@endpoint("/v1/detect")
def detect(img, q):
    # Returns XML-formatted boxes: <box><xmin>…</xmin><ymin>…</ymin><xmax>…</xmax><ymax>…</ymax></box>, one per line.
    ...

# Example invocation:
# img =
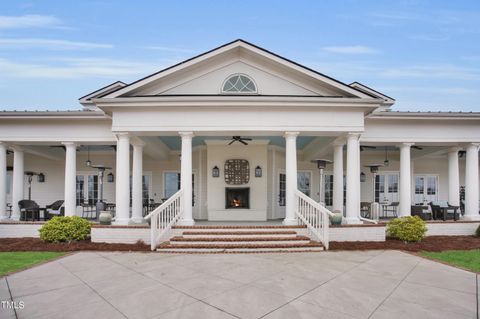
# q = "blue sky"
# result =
<box><xmin>0</xmin><ymin>0</ymin><xmax>479</xmax><ymax>111</ymax></box>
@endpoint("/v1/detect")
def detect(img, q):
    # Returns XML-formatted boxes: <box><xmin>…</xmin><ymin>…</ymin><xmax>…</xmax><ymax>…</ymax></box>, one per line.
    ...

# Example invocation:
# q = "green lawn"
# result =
<box><xmin>421</xmin><ymin>250</ymin><xmax>480</xmax><ymax>272</ymax></box>
<box><xmin>0</xmin><ymin>252</ymin><xmax>66</xmax><ymax>276</ymax></box>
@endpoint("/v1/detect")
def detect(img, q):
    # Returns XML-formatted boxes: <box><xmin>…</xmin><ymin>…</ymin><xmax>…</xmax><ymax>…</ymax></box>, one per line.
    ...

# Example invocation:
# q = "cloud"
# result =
<box><xmin>379</xmin><ymin>65</ymin><xmax>480</xmax><ymax>81</ymax></box>
<box><xmin>0</xmin><ymin>14</ymin><xmax>61</xmax><ymax>29</ymax></box>
<box><xmin>141</xmin><ymin>46</ymin><xmax>194</xmax><ymax>53</ymax></box>
<box><xmin>0</xmin><ymin>38</ymin><xmax>113</xmax><ymax>50</ymax></box>
<box><xmin>0</xmin><ymin>57</ymin><xmax>160</xmax><ymax>79</ymax></box>
<box><xmin>377</xmin><ymin>86</ymin><xmax>476</xmax><ymax>95</ymax></box>
<box><xmin>322</xmin><ymin>45</ymin><xmax>380</xmax><ymax>54</ymax></box>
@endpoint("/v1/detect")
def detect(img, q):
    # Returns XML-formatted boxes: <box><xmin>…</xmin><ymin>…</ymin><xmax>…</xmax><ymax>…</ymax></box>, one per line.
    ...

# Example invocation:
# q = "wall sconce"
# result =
<box><xmin>37</xmin><ymin>173</ymin><xmax>45</xmax><ymax>183</ymax></box>
<box><xmin>360</xmin><ymin>172</ymin><xmax>366</xmax><ymax>182</ymax></box>
<box><xmin>107</xmin><ymin>172</ymin><xmax>114</xmax><ymax>183</ymax></box>
<box><xmin>212</xmin><ymin>166</ymin><xmax>220</xmax><ymax>178</ymax></box>
<box><xmin>255</xmin><ymin>166</ymin><xmax>262</xmax><ymax>177</ymax></box>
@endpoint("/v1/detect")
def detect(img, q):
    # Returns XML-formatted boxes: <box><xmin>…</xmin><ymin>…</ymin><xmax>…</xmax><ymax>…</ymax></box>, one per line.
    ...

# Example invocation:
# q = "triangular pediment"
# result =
<box><xmin>103</xmin><ymin>39</ymin><xmax>375</xmax><ymax>99</ymax></box>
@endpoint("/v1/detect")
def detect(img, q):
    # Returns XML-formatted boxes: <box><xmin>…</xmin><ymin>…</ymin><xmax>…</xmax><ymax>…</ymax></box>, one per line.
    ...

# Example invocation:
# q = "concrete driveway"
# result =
<box><xmin>0</xmin><ymin>250</ymin><xmax>478</xmax><ymax>319</ymax></box>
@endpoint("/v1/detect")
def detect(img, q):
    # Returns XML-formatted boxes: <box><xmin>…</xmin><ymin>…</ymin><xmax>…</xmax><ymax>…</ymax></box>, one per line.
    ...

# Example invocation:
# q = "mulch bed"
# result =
<box><xmin>330</xmin><ymin>236</ymin><xmax>480</xmax><ymax>252</ymax></box>
<box><xmin>0</xmin><ymin>238</ymin><xmax>150</xmax><ymax>252</ymax></box>
<box><xmin>0</xmin><ymin>236</ymin><xmax>479</xmax><ymax>253</ymax></box>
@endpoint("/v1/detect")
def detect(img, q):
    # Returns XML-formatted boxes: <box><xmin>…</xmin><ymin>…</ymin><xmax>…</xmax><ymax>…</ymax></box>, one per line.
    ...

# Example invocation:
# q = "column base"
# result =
<box><xmin>178</xmin><ymin>219</ymin><xmax>195</xmax><ymax>226</ymax></box>
<box><xmin>462</xmin><ymin>215</ymin><xmax>480</xmax><ymax>221</ymax></box>
<box><xmin>282</xmin><ymin>218</ymin><xmax>297</xmax><ymax>226</ymax></box>
<box><xmin>130</xmin><ymin>217</ymin><xmax>145</xmax><ymax>224</ymax></box>
<box><xmin>344</xmin><ymin>217</ymin><xmax>362</xmax><ymax>225</ymax></box>
<box><xmin>113</xmin><ymin>218</ymin><xmax>130</xmax><ymax>225</ymax></box>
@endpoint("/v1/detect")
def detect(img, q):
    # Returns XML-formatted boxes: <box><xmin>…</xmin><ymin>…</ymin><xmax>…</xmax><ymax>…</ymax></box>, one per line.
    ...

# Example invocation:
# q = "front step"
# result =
<box><xmin>156</xmin><ymin>225</ymin><xmax>323</xmax><ymax>253</ymax></box>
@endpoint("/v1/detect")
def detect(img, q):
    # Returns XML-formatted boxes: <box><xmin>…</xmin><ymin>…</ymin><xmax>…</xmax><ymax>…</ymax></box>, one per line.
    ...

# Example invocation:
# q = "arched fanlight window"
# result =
<box><xmin>222</xmin><ymin>74</ymin><xmax>257</xmax><ymax>93</ymax></box>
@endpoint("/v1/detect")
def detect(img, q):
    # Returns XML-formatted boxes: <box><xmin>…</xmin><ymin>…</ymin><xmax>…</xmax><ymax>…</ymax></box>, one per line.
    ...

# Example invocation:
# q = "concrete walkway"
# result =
<box><xmin>0</xmin><ymin>250</ymin><xmax>478</xmax><ymax>319</ymax></box>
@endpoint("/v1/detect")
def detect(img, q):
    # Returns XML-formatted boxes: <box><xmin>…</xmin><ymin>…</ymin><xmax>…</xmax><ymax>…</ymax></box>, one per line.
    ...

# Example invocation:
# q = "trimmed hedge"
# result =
<box><xmin>39</xmin><ymin>216</ymin><xmax>91</xmax><ymax>243</ymax></box>
<box><xmin>387</xmin><ymin>216</ymin><xmax>427</xmax><ymax>243</ymax></box>
<box><xmin>476</xmin><ymin>225</ymin><xmax>480</xmax><ymax>237</ymax></box>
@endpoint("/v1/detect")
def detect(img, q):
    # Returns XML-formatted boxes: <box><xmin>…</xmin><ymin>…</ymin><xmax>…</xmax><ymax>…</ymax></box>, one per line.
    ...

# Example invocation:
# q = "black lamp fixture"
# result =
<box><xmin>255</xmin><ymin>165</ymin><xmax>262</xmax><ymax>177</ymax></box>
<box><xmin>37</xmin><ymin>173</ymin><xmax>45</xmax><ymax>183</ymax></box>
<box><xmin>86</xmin><ymin>145</ymin><xmax>92</xmax><ymax>167</ymax></box>
<box><xmin>107</xmin><ymin>172</ymin><xmax>114</xmax><ymax>183</ymax></box>
<box><xmin>360</xmin><ymin>172</ymin><xmax>366</xmax><ymax>183</ymax></box>
<box><xmin>212</xmin><ymin>166</ymin><xmax>220</xmax><ymax>178</ymax></box>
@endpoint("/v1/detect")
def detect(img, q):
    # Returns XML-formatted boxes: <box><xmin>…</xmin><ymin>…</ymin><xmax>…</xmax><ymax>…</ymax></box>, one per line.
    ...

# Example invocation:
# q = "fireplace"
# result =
<box><xmin>225</xmin><ymin>187</ymin><xmax>250</xmax><ymax>209</ymax></box>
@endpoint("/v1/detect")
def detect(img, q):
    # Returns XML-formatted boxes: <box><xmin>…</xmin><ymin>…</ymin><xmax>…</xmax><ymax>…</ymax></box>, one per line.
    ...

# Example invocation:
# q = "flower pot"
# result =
<box><xmin>330</xmin><ymin>210</ymin><xmax>343</xmax><ymax>226</ymax></box>
<box><xmin>99</xmin><ymin>211</ymin><xmax>112</xmax><ymax>225</ymax></box>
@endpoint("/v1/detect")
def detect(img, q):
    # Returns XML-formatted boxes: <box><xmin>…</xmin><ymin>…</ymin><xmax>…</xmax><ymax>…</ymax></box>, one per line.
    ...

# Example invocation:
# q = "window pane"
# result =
<box><xmin>324</xmin><ymin>174</ymin><xmax>333</xmax><ymax>206</ymax></box>
<box><xmin>415</xmin><ymin>177</ymin><xmax>424</xmax><ymax>194</ymax></box>
<box><xmin>388</xmin><ymin>175</ymin><xmax>398</xmax><ymax>193</ymax></box>
<box><xmin>87</xmin><ymin>175</ymin><xmax>98</xmax><ymax>205</ymax></box>
<box><xmin>76</xmin><ymin>176</ymin><xmax>84</xmax><ymax>206</ymax></box>
<box><xmin>279</xmin><ymin>173</ymin><xmax>286</xmax><ymax>206</ymax></box>
<box><xmin>427</xmin><ymin>176</ymin><xmax>437</xmax><ymax>195</ymax></box>
<box><xmin>164</xmin><ymin>172</ymin><xmax>180</xmax><ymax>198</ymax></box>
<box><xmin>297</xmin><ymin>172</ymin><xmax>311</xmax><ymax>196</ymax></box>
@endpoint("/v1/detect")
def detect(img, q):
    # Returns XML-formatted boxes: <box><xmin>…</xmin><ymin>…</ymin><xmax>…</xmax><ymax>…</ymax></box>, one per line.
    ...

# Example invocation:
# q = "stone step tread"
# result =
<box><xmin>172</xmin><ymin>225</ymin><xmax>306</xmax><ymax>229</ymax></box>
<box><xmin>156</xmin><ymin>248</ymin><xmax>325</xmax><ymax>253</ymax></box>
<box><xmin>157</xmin><ymin>241</ymin><xmax>323</xmax><ymax>249</ymax></box>
<box><xmin>170</xmin><ymin>236</ymin><xmax>310</xmax><ymax>242</ymax></box>
<box><xmin>181</xmin><ymin>230</ymin><xmax>299</xmax><ymax>235</ymax></box>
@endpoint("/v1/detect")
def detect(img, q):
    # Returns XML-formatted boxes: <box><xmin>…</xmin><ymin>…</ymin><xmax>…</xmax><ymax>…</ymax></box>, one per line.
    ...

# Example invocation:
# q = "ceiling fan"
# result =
<box><xmin>228</xmin><ymin>136</ymin><xmax>252</xmax><ymax>145</ymax></box>
<box><xmin>360</xmin><ymin>145</ymin><xmax>376</xmax><ymax>152</ymax></box>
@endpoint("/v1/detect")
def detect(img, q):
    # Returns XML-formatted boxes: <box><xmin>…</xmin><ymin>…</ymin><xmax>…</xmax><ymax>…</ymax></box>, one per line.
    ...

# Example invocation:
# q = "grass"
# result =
<box><xmin>0</xmin><ymin>252</ymin><xmax>66</xmax><ymax>276</ymax></box>
<box><xmin>420</xmin><ymin>249</ymin><xmax>480</xmax><ymax>272</ymax></box>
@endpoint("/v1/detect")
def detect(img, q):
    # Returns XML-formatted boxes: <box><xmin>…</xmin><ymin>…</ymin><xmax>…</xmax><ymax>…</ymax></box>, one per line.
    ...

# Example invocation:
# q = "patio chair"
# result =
<box><xmin>360</xmin><ymin>202</ymin><xmax>371</xmax><ymax>218</ymax></box>
<box><xmin>18</xmin><ymin>200</ymin><xmax>40</xmax><ymax>221</ymax></box>
<box><xmin>384</xmin><ymin>202</ymin><xmax>399</xmax><ymax>217</ymax></box>
<box><xmin>45</xmin><ymin>200</ymin><xmax>64</xmax><ymax>220</ymax></box>
<box><xmin>411</xmin><ymin>205</ymin><xmax>432</xmax><ymax>220</ymax></box>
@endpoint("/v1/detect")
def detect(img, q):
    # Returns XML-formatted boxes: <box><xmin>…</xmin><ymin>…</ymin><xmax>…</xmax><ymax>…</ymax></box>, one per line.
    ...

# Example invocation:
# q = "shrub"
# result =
<box><xmin>387</xmin><ymin>216</ymin><xmax>427</xmax><ymax>243</ymax></box>
<box><xmin>39</xmin><ymin>216</ymin><xmax>91</xmax><ymax>243</ymax></box>
<box><xmin>476</xmin><ymin>225</ymin><xmax>480</xmax><ymax>237</ymax></box>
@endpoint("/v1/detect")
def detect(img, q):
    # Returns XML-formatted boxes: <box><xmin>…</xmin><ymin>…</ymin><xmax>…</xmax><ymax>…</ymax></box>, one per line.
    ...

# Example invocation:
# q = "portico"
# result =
<box><xmin>0</xmin><ymin>39</ymin><xmax>479</xmax><ymax>250</ymax></box>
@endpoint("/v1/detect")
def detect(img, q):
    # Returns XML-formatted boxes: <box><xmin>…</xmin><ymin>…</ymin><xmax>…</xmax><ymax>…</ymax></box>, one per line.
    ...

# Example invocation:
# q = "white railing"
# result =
<box><xmin>295</xmin><ymin>190</ymin><xmax>334</xmax><ymax>250</ymax></box>
<box><xmin>144</xmin><ymin>189</ymin><xmax>184</xmax><ymax>250</ymax></box>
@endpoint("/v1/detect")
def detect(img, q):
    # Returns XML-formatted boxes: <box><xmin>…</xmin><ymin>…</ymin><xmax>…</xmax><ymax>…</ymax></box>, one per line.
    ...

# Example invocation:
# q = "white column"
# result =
<box><xmin>11</xmin><ymin>146</ymin><xmax>24</xmax><ymax>220</ymax></box>
<box><xmin>399</xmin><ymin>143</ymin><xmax>413</xmax><ymax>216</ymax></box>
<box><xmin>284</xmin><ymin>132</ymin><xmax>299</xmax><ymax>225</ymax></box>
<box><xmin>332</xmin><ymin>143</ymin><xmax>344</xmax><ymax>213</ymax></box>
<box><xmin>179</xmin><ymin>132</ymin><xmax>194</xmax><ymax>225</ymax></box>
<box><xmin>63</xmin><ymin>142</ymin><xmax>77</xmax><ymax>216</ymax></box>
<box><xmin>131</xmin><ymin>141</ymin><xmax>144</xmax><ymax>223</ymax></box>
<box><xmin>464</xmin><ymin>143</ymin><xmax>480</xmax><ymax>220</ymax></box>
<box><xmin>0</xmin><ymin>143</ymin><xmax>7</xmax><ymax>219</ymax></box>
<box><xmin>114</xmin><ymin>133</ymin><xmax>131</xmax><ymax>225</ymax></box>
<box><xmin>345</xmin><ymin>133</ymin><xmax>361</xmax><ymax>224</ymax></box>
<box><xmin>448</xmin><ymin>147</ymin><xmax>461</xmax><ymax>207</ymax></box>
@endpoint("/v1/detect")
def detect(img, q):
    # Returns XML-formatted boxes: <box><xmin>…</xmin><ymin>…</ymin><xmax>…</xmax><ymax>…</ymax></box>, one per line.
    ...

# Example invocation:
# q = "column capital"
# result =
<box><xmin>130</xmin><ymin>136</ymin><xmax>145</xmax><ymax>147</ymax></box>
<box><xmin>179</xmin><ymin>131</ymin><xmax>194</xmax><ymax>139</ymax></box>
<box><xmin>283</xmin><ymin>131</ymin><xmax>299</xmax><ymax>138</ymax></box>
<box><xmin>466</xmin><ymin>142</ymin><xmax>480</xmax><ymax>150</ymax></box>
<box><xmin>61</xmin><ymin>142</ymin><xmax>77</xmax><ymax>147</ymax></box>
<box><xmin>346</xmin><ymin>133</ymin><xmax>361</xmax><ymax>140</ymax></box>
<box><xmin>397</xmin><ymin>142</ymin><xmax>414</xmax><ymax>148</ymax></box>
<box><xmin>10</xmin><ymin>145</ymin><xmax>24</xmax><ymax>152</ymax></box>
<box><xmin>448</xmin><ymin>146</ymin><xmax>462</xmax><ymax>153</ymax></box>
<box><xmin>115</xmin><ymin>132</ymin><xmax>130</xmax><ymax>140</ymax></box>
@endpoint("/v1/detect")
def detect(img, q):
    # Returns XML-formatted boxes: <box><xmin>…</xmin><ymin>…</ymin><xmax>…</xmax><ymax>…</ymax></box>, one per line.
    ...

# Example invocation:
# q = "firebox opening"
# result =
<box><xmin>225</xmin><ymin>187</ymin><xmax>250</xmax><ymax>209</ymax></box>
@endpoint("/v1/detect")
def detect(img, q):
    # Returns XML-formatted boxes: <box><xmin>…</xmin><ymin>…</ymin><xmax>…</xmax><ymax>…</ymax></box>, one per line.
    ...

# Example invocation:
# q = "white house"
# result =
<box><xmin>0</xmin><ymin>39</ymin><xmax>479</xmax><ymax>250</ymax></box>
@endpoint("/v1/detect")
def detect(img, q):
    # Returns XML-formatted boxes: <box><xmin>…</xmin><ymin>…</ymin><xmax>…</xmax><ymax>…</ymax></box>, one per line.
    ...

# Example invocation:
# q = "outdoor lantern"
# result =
<box><xmin>37</xmin><ymin>173</ymin><xmax>45</xmax><ymax>183</ymax></box>
<box><xmin>360</xmin><ymin>172</ymin><xmax>366</xmax><ymax>182</ymax></box>
<box><xmin>212</xmin><ymin>166</ymin><xmax>220</xmax><ymax>177</ymax></box>
<box><xmin>107</xmin><ymin>172</ymin><xmax>114</xmax><ymax>183</ymax></box>
<box><xmin>311</xmin><ymin>159</ymin><xmax>332</xmax><ymax>206</ymax></box>
<box><xmin>255</xmin><ymin>166</ymin><xmax>262</xmax><ymax>177</ymax></box>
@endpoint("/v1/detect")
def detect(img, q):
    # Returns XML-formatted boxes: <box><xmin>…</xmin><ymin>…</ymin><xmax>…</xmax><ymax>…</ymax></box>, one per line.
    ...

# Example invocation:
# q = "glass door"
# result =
<box><xmin>375</xmin><ymin>173</ymin><xmax>399</xmax><ymax>203</ymax></box>
<box><xmin>414</xmin><ymin>175</ymin><xmax>438</xmax><ymax>204</ymax></box>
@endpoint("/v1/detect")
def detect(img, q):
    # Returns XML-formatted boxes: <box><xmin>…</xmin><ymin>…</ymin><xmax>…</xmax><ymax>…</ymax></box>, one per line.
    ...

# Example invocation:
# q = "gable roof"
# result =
<box><xmin>79</xmin><ymin>81</ymin><xmax>127</xmax><ymax>106</ymax></box>
<box><xmin>103</xmin><ymin>39</ymin><xmax>374</xmax><ymax>99</ymax></box>
<box><xmin>349</xmin><ymin>82</ymin><xmax>395</xmax><ymax>106</ymax></box>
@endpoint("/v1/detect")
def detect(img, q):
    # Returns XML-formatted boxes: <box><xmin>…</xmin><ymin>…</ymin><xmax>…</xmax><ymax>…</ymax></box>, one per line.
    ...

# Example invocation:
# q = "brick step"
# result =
<box><xmin>155</xmin><ymin>247</ymin><xmax>325</xmax><ymax>253</ymax></box>
<box><xmin>172</xmin><ymin>225</ymin><xmax>306</xmax><ymax>229</ymax></box>
<box><xmin>157</xmin><ymin>241</ymin><xmax>323</xmax><ymax>250</ymax></box>
<box><xmin>181</xmin><ymin>230</ymin><xmax>298</xmax><ymax>238</ymax></box>
<box><xmin>169</xmin><ymin>236</ymin><xmax>310</xmax><ymax>245</ymax></box>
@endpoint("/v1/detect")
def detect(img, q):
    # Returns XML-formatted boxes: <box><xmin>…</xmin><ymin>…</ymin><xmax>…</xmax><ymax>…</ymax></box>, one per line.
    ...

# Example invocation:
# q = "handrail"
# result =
<box><xmin>295</xmin><ymin>190</ymin><xmax>332</xmax><ymax>250</ymax></box>
<box><xmin>359</xmin><ymin>216</ymin><xmax>378</xmax><ymax>224</ymax></box>
<box><xmin>146</xmin><ymin>189</ymin><xmax>184</xmax><ymax>250</ymax></box>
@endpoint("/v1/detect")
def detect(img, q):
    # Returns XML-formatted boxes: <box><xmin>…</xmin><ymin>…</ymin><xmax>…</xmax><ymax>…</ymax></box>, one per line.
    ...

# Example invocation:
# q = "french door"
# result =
<box><xmin>414</xmin><ymin>175</ymin><xmax>438</xmax><ymax>204</ymax></box>
<box><xmin>375</xmin><ymin>173</ymin><xmax>399</xmax><ymax>203</ymax></box>
<box><xmin>276</xmin><ymin>171</ymin><xmax>311</xmax><ymax>218</ymax></box>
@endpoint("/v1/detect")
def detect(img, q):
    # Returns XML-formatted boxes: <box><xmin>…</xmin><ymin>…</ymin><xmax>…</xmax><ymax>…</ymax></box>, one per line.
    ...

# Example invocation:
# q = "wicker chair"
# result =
<box><xmin>411</xmin><ymin>205</ymin><xmax>432</xmax><ymax>220</ymax></box>
<box><xmin>45</xmin><ymin>200</ymin><xmax>64</xmax><ymax>220</ymax></box>
<box><xmin>18</xmin><ymin>200</ymin><xmax>40</xmax><ymax>221</ymax></box>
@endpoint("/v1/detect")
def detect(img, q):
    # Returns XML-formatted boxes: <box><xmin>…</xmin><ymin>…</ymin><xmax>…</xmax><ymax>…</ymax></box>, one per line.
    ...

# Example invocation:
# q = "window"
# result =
<box><xmin>388</xmin><ymin>175</ymin><xmax>398</xmax><ymax>193</ymax></box>
<box><xmin>426</xmin><ymin>176</ymin><xmax>437</xmax><ymax>195</ymax></box>
<box><xmin>324</xmin><ymin>174</ymin><xmax>333</xmax><ymax>206</ymax></box>
<box><xmin>76</xmin><ymin>176</ymin><xmax>85</xmax><ymax>206</ymax></box>
<box><xmin>415</xmin><ymin>177</ymin><xmax>424</xmax><ymax>195</ymax></box>
<box><xmin>164</xmin><ymin>172</ymin><xmax>195</xmax><ymax>206</ymax></box>
<box><xmin>129</xmin><ymin>175</ymin><xmax>151</xmax><ymax>205</ymax></box>
<box><xmin>278</xmin><ymin>172</ymin><xmax>311</xmax><ymax>206</ymax></box>
<box><xmin>87</xmin><ymin>175</ymin><xmax>99</xmax><ymax>206</ymax></box>
<box><xmin>222</xmin><ymin>74</ymin><xmax>257</xmax><ymax>93</ymax></box>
